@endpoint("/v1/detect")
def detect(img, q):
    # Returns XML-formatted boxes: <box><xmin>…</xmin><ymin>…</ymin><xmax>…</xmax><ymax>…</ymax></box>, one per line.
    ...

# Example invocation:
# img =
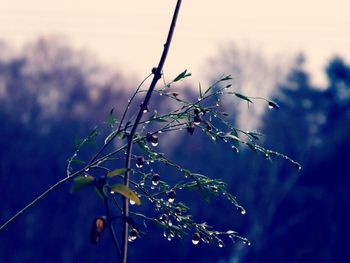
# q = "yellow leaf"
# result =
<box><xmin>110</xmin><ymin>184</ymin><xmax>141</xmax><ymax>205</ymax></box>
<box><xmin>107</xmin><ymin>168</ymin><xmax>127</xmax><ymax>178</ymax></box>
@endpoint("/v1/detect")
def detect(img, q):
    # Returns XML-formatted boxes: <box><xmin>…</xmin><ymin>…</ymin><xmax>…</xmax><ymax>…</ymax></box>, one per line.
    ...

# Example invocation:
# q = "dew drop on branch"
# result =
<box><xmin>192</xmin><ymin>232</ymin><xmax>201</xmax><ymax>245</ymax></box>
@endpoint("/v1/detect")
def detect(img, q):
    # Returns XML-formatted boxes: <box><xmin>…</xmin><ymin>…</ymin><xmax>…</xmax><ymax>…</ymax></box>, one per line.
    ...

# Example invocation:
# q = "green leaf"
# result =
<box><xmin>154</xmin><ymin>117</ymin><xmax>168</xmax><ymax>123</ymax></box>
<box><xmin>107</xmin><ymin>168</ymin><xmax>127</xmax><ymax>178</ymax></box>
<box><xmin>108</xmin><ymin>108</ymin><xmax>117</xmax><ymax>126</ymax></box>
<box><xmin>233</xmin><ymin>93</ymin><xmax>253</xmax><ymax>103</ymax></box>
<box><xmin>173</xmin><ymin>69</ymin><xmax>192</xmax><ymax>82</ymax></box>
<box><xmin>110</xmin><ymin>184</ymin><xmax>141</xmax><ymax>205</ymax></box>
<box><xmin>71</xmin><ymin>175</ymin><xmax>94</xmax><ymax>193</ymax></box>
<box><xmin>246</xmin><ymin>131</ymin><xmax>262</xmax><ymax>140</ymax></box>
<box><xmin>221</xmin><ymin>75</ymin><xmax>232</xmax><ymax>81</ymax></box>
<box><xmin>104</xmin><ymin>131</ymin><xmax>117</xmax><ymax>144</ymax></box>
<box><xmin>225</xmin><ymin>133</ymin><xmax>242</xmax><ymax>143</ymax></box>
<box><xmin>70</xmin><ymin>158</ymin><xmax>86</xmax><ymax>165</ymax></box>
<box><xmin>205</xmin><ymin>131</ymin><xmax>216</xmax><ymax>142</ymax></box>
<box><xmin>203</xmin><ymin>85</ymin><xmax>213</xmax><ymax>96</ymax></box>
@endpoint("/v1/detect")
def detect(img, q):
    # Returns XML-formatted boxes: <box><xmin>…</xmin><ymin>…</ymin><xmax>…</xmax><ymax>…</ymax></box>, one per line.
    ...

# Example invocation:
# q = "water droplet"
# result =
<box><xmin>167</xmin><ymin>190</ymin><xmax>176</xmax><ymax>203</ymax></box>
<box><xmin>268</xmin><ymin>101</ymin><xmax>280</xmax><ymax>109</ymax></box>
<box><xmin>163</xmin><ymin>231</ymin><xmax>167</xmax><ymax>237</ymax></box>
<box><xmin>242</xmin><ymin>239</ymin><xmax>251</xmax><ymax>246</ymax></box>
<box><xmin>170</xmin><ymin>231</ymin><xmax>175</xmax><ymax>238</ymax></box>
<box><xmin>158</xmin><ymin>130</ymin><xmax>163</xmax><ymax>134</ymax></box>
<box><xmin>159</xmin><ymin>92</ymin><xmax>163</xmax><ymax>96</ymax></box>
<box><xmin>167</xmin><ymin>235</ymin><xmax>172</xmax><ymax>241</ymax></box>
<box><xmin>192</xmin><ymin>233</ymin><xmax>201</xmax><ymax>245</ymax></box>
<box><xmin>168</xmin><ymin>219</ymin><xmax>173</xmax><ymax>226</ymax></box>
<box><xmin>159</xmin><ymin>214</ymin><xmax>169</xmax><ymax>223</ymax></box>
<box><xmin>129</xmin><ymin>229</ymin><xmax>138</xmax><ymax>241</ymax></box>
<box><xmin>216</xmin><ymin>102</ymin><xmax>220</xmax><ymax>107</ymax></box>
<box><xmin>231</xmin><ymin>145</ymin><xmax>239</xmax><ymax>152</ymax></box>
<box><xmin>151</xmin><ymin>173</ymin><xmax>160</xmax><ymax>186</ymax></box>
<box><xmin>136</xmin><ymin>156</ymin><xmax>144</xmax><ymax>168</ymax></box>
<box><xmin>193</xmin><ymin>115</ymin><xmax>201</xmax><ymax>125</ymax></box>
<box><xmin>130</xmin><ymin>199</ymin><xmax>136</xmax><ymax>205</ymax></box>
<box><xmin>151</xmin><ymin>141</ymin><xmax>158</xmax><ymax>147</ymax></box>
<box><xmin>226</xmin><ymin>230</ymin><xmax>235</xmax><ymax>235</ymax></box>
<box><xmin>240</xmin><ymin>209</ymin><xmax>246</xmax><ymax>215</ymax></box>
<box><xmin>218</xmin><ymin>240</ymin><xmax>225</xmax><ymax>248</ymax></box>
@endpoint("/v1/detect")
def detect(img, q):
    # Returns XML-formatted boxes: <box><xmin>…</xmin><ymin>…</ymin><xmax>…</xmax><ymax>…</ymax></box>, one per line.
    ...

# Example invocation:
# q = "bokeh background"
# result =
<box><xmin>1</xmin><ymin>1</ymin><xmax>349</xmax><ymax>262</ymax></box>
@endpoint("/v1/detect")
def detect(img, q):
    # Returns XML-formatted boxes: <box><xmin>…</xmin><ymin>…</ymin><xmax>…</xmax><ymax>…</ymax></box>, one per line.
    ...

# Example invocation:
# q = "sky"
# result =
<box><xmin>1</xmin><ymin>0</ymin><xmax>350</xmax><ymax>86</ymax></box>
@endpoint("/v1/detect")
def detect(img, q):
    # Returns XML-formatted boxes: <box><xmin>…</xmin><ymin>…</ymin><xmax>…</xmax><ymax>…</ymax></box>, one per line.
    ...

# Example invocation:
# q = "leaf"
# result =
<box><xmin>205</xmin><ymin>131</ymin><xmax>216</xmax><ymax>142</ymax></box>
<box><xmin>70</xmin><ymin>175</ymin><xmax>94</xmax><ymax>193</ymax></box>
<box><xmin>199</xmin><ymin>82</ymin><xmax>203</xmax><ymax>98</ymax></box>
<box><xmin>110</xmin><ymin>184</ymin><xmax>141</xmax><ymax>205</ymax></box>
<box><xmin>221</xmin><ymin>75</ymin><xmax>232</xmax><ymax>81</ymax></box>
<box><xmin>246</xmin><ymin>131</ymin><xmax>263</xmax><ymax>140</ymax></box>
<box><xmin>70</xmin><ymin>158</ymin><xmax>86</xmax><ymax>165</ymax></box>
<box><xmin>108</xmin><ymin>108</ymin><xmax>117</xmax><ymax>126</ymax></box>
<box><xmin>107</xmin><ymin>168</ymin><xmax>127</xmax><ymax>178</ymax></box>
<box><xmin>154</xmin><ymin>117</ymin><xmax>168</xmax><ymax>123</ymax></box>
<box><xmin>203</xmin><ymin>85</ymin><xmax>213</xmax><ymax>96</ymax></box>
<box><xmin>234</xmin><ymin>93</ymin><xmax>253</xmax><ymax>103</ymax></box>
<box><xmin>225</xmin><ymin>133</ymin><xmax>242</xmax><ymax>143</ymax></box>
<box><xmin>104</xmin><ymin>131</ymin><xmax>117</xmax><ymax>144</ymax></box>
<box><xmin>173</xmin><ymin>69</ymin><xmax>191</xmax><ymax>82</ymax></box>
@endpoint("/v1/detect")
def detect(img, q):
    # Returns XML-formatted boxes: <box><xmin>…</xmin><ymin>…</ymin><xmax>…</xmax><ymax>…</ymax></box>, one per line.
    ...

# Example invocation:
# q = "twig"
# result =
<box><xmin>121</xmin><ymin>1</ymin><xmax>183</xmax><ymax>262</ymax></box>
<box><xmin>104</xmin><ymin>193</ymin><xmax>122</xmax><ymax>258</ymax></box>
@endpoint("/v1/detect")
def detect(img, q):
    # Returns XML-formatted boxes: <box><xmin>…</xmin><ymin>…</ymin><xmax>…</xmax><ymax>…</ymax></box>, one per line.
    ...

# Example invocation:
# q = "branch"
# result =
<box><xmin>104</xmin><ymin>193</ymin><xmax>122</xmax><ymax>259</ymax></box>
<box><xmin>121</xmin><ymin>1</ymin><xmax>183</xmax><ymax>262</ymax></box>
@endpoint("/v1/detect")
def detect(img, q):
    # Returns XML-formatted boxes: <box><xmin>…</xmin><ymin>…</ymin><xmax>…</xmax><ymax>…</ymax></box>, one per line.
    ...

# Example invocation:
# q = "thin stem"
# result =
<box><xmin>121</xmin><ymin>1</ymin><xmax>182</xmax><ymax>262</ymax></box>
<box><xmin>104</xmin><ymin>194</ymin><xmax>122</xmax><ymax>259</ymax></box>
<box><xmin>0</xmin><ymin>170</ymin><xmax>80</xmax><ymax>231</ymax></box>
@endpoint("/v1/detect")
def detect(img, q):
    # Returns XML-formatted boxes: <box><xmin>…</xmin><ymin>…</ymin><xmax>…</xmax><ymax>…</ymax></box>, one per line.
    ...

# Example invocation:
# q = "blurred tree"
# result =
<box><xmin>0</xmin><ymin>37</ymin><xmax>131</xmax><ymax>262</ymax></box>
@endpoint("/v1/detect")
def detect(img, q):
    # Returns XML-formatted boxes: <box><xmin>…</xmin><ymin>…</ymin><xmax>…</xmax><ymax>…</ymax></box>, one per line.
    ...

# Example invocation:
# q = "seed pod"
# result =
<box><xmin>186</xmin><ymin>123</ymin><xmax>195</xmax><ymax>135</ymax></box>
<box><xmin>193</xmin><ymin>115</ymin><xmax>202</xmax><ymax>125</ymax></box>
<box><xmin>90</xmin><ymin>216</ymin><xmax>106</xmax><ymax>244</ymax></box>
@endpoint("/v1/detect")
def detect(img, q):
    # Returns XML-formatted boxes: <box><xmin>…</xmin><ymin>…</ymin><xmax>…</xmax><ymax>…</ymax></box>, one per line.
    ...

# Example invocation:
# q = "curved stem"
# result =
<box><xmin>121</xmin><ymin>1</ymin><xmax>182</xmax><ymax>262</ymax></box>
<box><xmin>104</xmin><ymin>194</ymin><xmax>122</xmax><ymax>259</ymax></box>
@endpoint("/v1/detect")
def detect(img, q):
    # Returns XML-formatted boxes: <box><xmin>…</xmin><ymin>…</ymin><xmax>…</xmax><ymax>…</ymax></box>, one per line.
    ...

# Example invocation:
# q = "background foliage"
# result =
<box><xmin>0</xmin><ymin>38</ymin><xmax>349</xmax><ymax>262</ymax></box>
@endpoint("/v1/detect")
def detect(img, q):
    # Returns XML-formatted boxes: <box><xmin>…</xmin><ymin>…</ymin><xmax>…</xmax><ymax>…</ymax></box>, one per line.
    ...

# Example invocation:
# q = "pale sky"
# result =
<box><xmin>1</xmin><ymin>0</ymin><xmax>349</xmax><ymax>86</ymax></box>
